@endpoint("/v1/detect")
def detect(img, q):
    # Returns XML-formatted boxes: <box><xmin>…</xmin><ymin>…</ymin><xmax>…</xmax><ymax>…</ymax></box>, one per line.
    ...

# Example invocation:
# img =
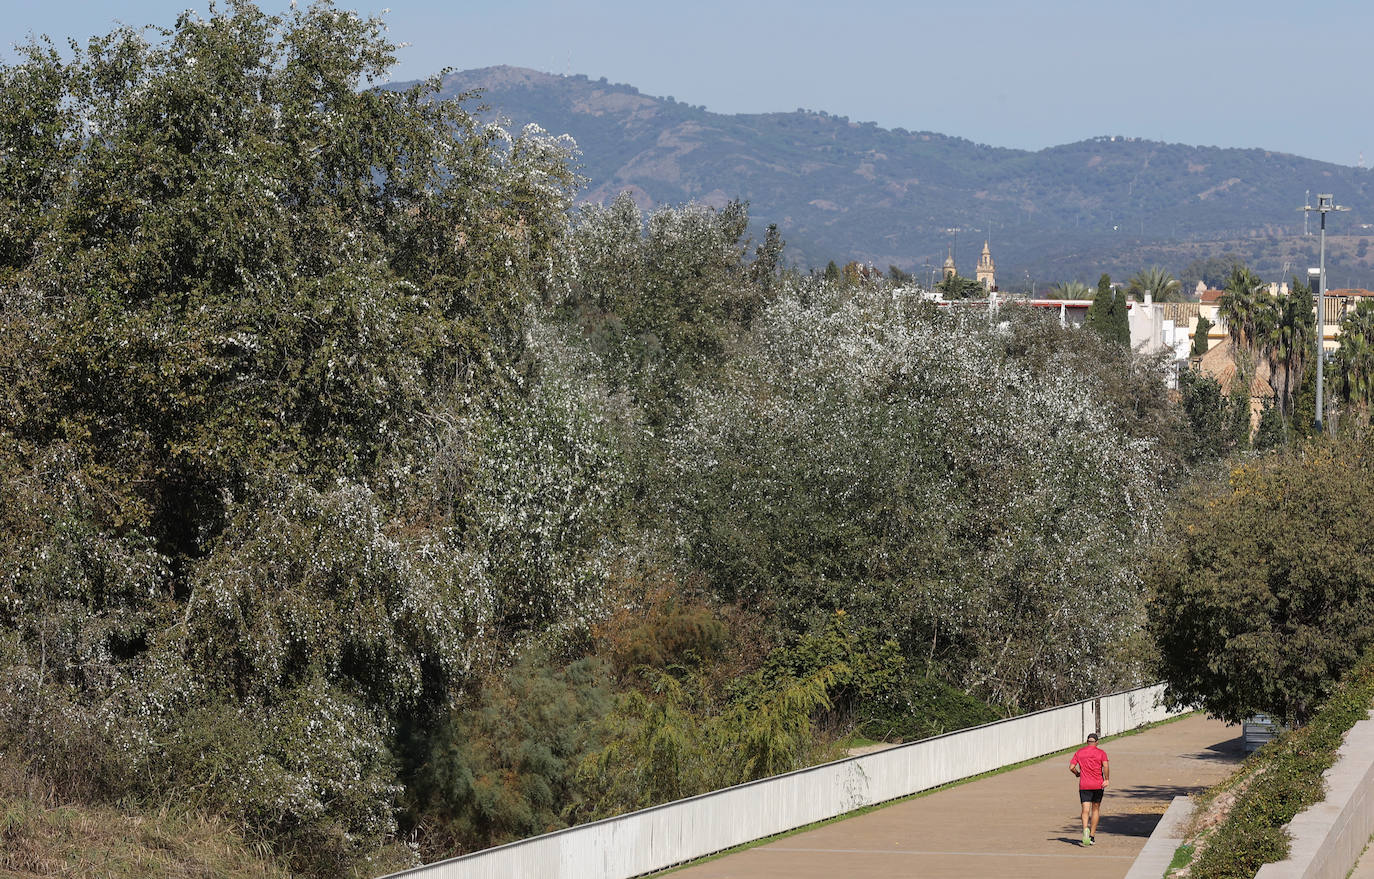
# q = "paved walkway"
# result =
<box><xmin>669</xmin><ymin>714</ymin><xmax>1242</xmax><ymax>879</ymax></box>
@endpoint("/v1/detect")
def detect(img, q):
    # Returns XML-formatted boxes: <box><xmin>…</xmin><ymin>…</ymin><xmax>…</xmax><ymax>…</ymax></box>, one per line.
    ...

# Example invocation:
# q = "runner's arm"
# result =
<box><xmin>1102</xmin><ymin>759</ymin><xmax>1109</xmax><ymax>787</ymax></box>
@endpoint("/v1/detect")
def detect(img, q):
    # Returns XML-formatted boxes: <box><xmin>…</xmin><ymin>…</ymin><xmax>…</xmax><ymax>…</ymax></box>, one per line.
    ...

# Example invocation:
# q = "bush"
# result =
<box><xmin>749</xmin><ymin>612</ymin><xmax>1001</xmax><ymax>743</ymax></box>
<box><xmin>154</xmin><ymin>681</ymin><xmax>402</xmax><ymax>877</ymax></box>
<box><xmin>1150</xmin><ymin>438</ymin><xmax>1374</xmax><ymax>724</ymax></box>
<box><xmin>1185</xmin><ymin>650</ymin><xmax>1374</xmax><ymax>878</ymax></box>
<box><xmin>402</xmin><ymin>655</ymin><xmax>612</xmax><ymax>858</ymax></box>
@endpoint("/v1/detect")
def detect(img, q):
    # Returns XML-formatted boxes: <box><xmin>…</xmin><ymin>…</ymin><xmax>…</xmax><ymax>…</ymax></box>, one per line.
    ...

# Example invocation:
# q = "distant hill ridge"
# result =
<box><xmin>415</xmin><ymin>65</ymin><xmax>1374</xmax><ymax>288</ymax></box>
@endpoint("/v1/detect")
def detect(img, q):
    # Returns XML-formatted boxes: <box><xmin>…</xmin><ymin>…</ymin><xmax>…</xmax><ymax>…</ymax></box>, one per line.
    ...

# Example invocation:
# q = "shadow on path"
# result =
<box><xmin>1179</xmin><ymin>736</ymin><xmax>1246</xmax><ymax>762</ymax></box>
<box><xmin>1110</xmin><ymin>783</ymin><xmax>1208</xmax><ymax>802</ymax></box>
<box><xmin>1096</xmin><ymin>810</ymin><xmax>1165</xmax><ymax>838</ymax></box>
<box><xmin>1052</xmin><ymin>808</ymin><xmax>1162</xmax><ymax>841</ymax></box>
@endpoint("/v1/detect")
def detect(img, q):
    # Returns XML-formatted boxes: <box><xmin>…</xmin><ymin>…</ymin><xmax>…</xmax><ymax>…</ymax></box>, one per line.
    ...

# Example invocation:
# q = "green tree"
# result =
<box><xmin>1257</xmin><ymin>280</ymin><xmax>1315</xmax><ymax>423</ymax></box>
<box><xmin>1252</xmin><ymin>399</ymin><xmax>1285</xmax><ymax>451</ymax></box>
<box><xmin>751</xmin><ymin>223</ymin><xmax>785</xmax><ymax>298</ymax></box>
<box><xmin>1</xmin><ymin>3</ymin><xmax>580</xmax><ymax>555</ymax></box>
<box><xmin>1149</xmin><ymin>440</ymin><xmax>1374</xmax><ymax>725</ymax></box>
<box><xmin>1177</xmin><ymin>368</ymin><xmax>1246</xmax><ymax>463</ymax></box>
<box><xmin>935</xmin><ymin>272</ymin><xmax>984</xmax><ymax>300</ymax></box>
<box><xmin>1334</xmin><ymin>299</ymin><xmax>1374</xmax><ymax>429</ymax></box>
<box><xmin>1050</xmin><ymin>281</ymin><xmax>1093</xmax><ymax>299</ymax></box>
<box><xmin>1192</xmin><ymin>315</ymin><xmax>1214</xmax><ymax>357</ymax></box>
<box><xmin>566</xmin><ymin>194</ymin><xmax>767</xmax><ymax>428</ymax></box>
<box><xmin>1127</xmin><ymin>266</ymin><xmax>1183</xmax><ymax>302</ymax></box>
<box><xmin>1219</xmin><ymin>264</ymin><xmax>1270</xmax><ymax>354</ymax></box>
<box><xmin>1086</xmin><ymin>274</ymin><xmax>1129</xmax><ymax>346</ymax></box>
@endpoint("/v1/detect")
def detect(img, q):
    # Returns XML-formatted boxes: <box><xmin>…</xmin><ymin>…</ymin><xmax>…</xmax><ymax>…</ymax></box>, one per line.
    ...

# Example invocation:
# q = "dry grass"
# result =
<box><xmin>0</xmin><ymin>759</ymin><xmax>290</xmax><ymax>879</ymax></box>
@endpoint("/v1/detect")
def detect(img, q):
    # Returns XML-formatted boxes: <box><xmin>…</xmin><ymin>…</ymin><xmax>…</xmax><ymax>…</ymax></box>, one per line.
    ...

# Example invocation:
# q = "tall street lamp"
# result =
<box><xmin>1303</xmin><ymin>194</ymin><xmax>1349</xmax><ymax>433</ymax></box>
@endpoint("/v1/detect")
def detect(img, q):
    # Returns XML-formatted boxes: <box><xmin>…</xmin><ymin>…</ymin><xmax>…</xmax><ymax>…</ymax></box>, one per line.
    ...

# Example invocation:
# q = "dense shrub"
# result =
<box><xmin>153</xmin><ymin>681</ymin><xmax>401</xmax><ymax>876</ymax></box>
<box><xmin>751</xmin><ymin>613</ymin><xmax>1003</xmax><ymax>743</ymax></box>
<box><xmin>404</xmin><ymin>656</ymin><xmax>612</xmax><ymax>859</ymax></box>
<box><xmin>1150</xmin><ymin>438</ymin><xmax>1374</xmax><ymax>724</ymax></box>
<box><xmin>1185</xmin><ymin>651</ymin><xmax>1374</xmax><ymax>879</ymax></box>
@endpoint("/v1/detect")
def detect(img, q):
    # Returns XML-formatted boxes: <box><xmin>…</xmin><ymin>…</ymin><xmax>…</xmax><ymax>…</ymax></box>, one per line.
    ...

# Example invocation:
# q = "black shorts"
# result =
<box><xmin>1080</xmin><ymin>788</ymin><xmax>1104</xmax><ymax>804</ymax></box>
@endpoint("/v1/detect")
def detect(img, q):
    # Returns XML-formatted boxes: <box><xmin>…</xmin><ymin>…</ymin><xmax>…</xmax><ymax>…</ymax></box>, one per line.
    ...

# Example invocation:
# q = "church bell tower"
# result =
<box><xmin>976</xmin><ymin>241</ymin><xmax>996</xmax><ymax>292</ymax></box>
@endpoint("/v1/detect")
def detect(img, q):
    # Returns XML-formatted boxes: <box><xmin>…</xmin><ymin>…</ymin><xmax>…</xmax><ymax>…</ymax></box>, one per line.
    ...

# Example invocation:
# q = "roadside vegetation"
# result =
<box><xmin>1166</xmin><ymin>651</ymin><xmax>1374</xmax><ymax>879</ymax></box>
<box><xmin>3</xmin><ymin>4</ymin><xmax>1374</xmax><ymax>877</ymax></box>
<box><xmin>0</xmin><ymin>759</ymin><xmax>301</xmax><ymax>879</ymax></box>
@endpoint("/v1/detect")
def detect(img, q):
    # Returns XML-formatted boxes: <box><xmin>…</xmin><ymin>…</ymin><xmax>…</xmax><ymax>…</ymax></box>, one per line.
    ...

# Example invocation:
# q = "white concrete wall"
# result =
<box><xmin>1255</xmin><ymin>713</ymin><xmax>1374</xmax><ymax>879</ymax></box>
<box><xmin>1124</xmin><ymin>795</ymin><xmax>1194</xmax><ymax>879</ymax></box>
<box><xmin>379</xmin><ymin>684</ymin><xmax>1180</xmax><ymax>879</ymax></box>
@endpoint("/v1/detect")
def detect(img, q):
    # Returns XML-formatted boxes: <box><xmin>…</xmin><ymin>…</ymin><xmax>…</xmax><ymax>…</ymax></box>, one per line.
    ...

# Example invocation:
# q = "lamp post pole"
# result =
<box><xmin>1304</xmin><ymin>194</ymin><xmax>1349</xmax><ymax>433</ymax></box>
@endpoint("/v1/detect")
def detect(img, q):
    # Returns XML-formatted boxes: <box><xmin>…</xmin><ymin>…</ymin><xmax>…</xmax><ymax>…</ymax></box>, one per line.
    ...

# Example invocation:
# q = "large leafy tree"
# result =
<box><xmin>0</xmin><ymin>3</ymin><xmax>583</xmax><ymax>868</ymax></box>
<box><xmin>1</xmin><ymin>2</ymin><xmax>579</xmax><ymax>552</ymax></box>
<box><xmin>565</xmin><ymin>192</ymin><xmax>773</xmax><ymax>427</ymax></box>
<box><xmin>1149</xmin><ymin>439</ymin><xmax>1374</xmax><ymax>725</ymax></box>
<box><xmin>935</xmin><ymin>272</ymin><xmax>985</xmax><ymax>300</ymax></box>
<box><xmin>670</xmin><ymin>284</ymin><xmax>1166</xmax><ymax>708</ymax></box>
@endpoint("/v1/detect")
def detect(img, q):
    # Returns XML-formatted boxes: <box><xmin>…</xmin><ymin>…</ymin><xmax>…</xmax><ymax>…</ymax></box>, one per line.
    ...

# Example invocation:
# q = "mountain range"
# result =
<box><xmin>417</xmin><ymin>66</ymin><xmax>1374</xmax><ymax>290</ymax></box>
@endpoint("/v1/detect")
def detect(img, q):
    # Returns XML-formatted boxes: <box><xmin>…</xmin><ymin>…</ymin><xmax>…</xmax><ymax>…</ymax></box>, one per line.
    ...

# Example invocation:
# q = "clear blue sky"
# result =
<box><xmin>8</xmin><ymin>0</ymin><xmax>1374</xmax><ymax>167</ymax></box>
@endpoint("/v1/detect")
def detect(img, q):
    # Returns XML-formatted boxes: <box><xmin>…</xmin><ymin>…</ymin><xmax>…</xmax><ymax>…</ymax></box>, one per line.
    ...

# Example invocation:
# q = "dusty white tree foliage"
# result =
<box><xmin>669</xmin><ymin>283</ymin><xmax>1163</xmax><ymax>706</ymax></box>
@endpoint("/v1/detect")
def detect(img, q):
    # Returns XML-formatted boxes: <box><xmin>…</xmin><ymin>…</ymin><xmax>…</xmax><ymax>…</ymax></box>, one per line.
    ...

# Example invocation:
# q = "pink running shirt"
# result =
<box><xmin>1071</xmin><ymin>744</ymin><xmax>1108</xmax><ymax>790</ymax></box>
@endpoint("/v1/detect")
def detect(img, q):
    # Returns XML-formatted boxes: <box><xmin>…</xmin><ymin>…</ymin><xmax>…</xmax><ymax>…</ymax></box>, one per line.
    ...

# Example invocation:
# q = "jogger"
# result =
<box><xmin>1069</xmin><ymin>733</ymin><xmax>1110</xmax><ymax>845</ymax></box>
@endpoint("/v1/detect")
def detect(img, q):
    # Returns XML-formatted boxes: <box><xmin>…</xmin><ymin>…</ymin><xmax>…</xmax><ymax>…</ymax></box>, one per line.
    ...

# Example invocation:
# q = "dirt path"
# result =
<box><xmin>667</xmin><ymin>713</ymin><xmax>1242</xmax><ymax>879</ymax></box>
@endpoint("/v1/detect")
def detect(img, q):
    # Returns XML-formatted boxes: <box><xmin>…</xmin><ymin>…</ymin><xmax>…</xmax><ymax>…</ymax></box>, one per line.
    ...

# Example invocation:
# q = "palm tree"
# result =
<box><xmin>1335</xmin><ymin>300</ymin><xmax>1374</xmax><ymax>426</ymax></box>
<box><xmin>1050</xmin><ymin>281</ymin><xmax>1093</xmax><ymax>299</ymax></box>
<box><xmin>1127</xmin><ymin>266</ymin><xmax>1183</xmax><ymax>302</ymax></box>
<box><xmin>1257</xmin><ymin>280</ymin><xmax>1314</xmax><ymax>419</ymax></box>
<box><xmin>1219</xmin><ymin>265</ymin><xmax>1269</xmax><ymax>353</ymax></box>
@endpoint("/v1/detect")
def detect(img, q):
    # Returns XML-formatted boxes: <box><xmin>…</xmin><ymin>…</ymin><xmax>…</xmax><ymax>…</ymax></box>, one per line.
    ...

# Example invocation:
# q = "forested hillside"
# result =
<box><xmin>429</xmin><ymin>66</ymin><xmax>1374</xmax><ymax>288</ymax></box>
<box><xmin>7</xmin><ymin>6</ymin><xmax>1374</xmax><ymax>879</ymax></box>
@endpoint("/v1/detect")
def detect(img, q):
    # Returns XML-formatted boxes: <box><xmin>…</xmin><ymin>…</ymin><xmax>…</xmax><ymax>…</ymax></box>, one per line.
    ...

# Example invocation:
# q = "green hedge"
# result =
<box><xmin>1184</xmin><ymin>651</ymin><xmax>1374</xmax><ymax>878</ymax></box>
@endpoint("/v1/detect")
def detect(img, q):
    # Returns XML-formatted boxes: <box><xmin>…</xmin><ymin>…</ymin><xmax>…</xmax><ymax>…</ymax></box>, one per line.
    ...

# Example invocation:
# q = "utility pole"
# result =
<box><xmin>1303</xmin><ymin>193</ymin><xmax>1349</xmax><ymax>432</ymax></box>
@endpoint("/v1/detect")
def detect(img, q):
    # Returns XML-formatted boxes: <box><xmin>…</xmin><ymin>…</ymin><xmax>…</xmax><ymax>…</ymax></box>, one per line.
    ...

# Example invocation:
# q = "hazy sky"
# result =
<box><xmin>9</xmin><ymin>0</ymin><xmax>1374</xmax><ymax>167</ymax></box>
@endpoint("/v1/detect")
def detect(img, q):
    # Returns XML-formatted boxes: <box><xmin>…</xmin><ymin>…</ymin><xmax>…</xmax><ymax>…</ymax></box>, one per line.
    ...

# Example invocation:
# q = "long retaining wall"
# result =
<box><xmin>381</xmin><ymin>686</ymin><xmax>1176</xmax><ymax>879</ymax></box>
<box><xmin>1255</xmin><ymin>712</ymin><xmax>1374</xmax><ymax>879</ymax></box>
<box><xmin>380</xmin><ymin>683</ymin><xmax>1179</xmax><ymax>879</ymax></box>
